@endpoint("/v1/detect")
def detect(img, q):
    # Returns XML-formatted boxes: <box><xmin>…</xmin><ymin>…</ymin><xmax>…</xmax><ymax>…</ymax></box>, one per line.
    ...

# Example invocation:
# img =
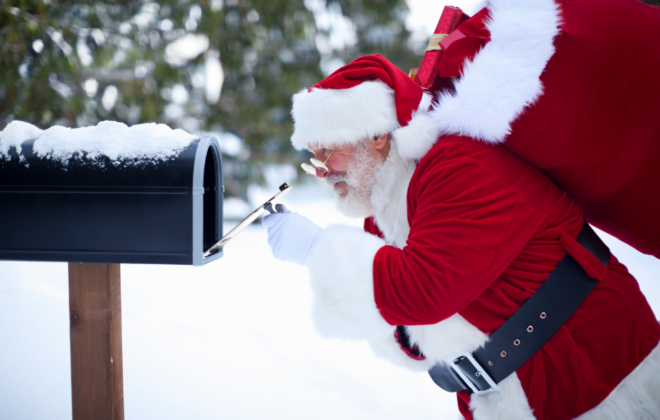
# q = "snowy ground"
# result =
<box><xmin>0</xmin><ymin>185</ymin><xmax>459</xmax><ymax>420</ymax></box>
<box><xmin>1</xmin><ymin>182</ymin><xmax>659</xmax><ymax>420</ymax></box>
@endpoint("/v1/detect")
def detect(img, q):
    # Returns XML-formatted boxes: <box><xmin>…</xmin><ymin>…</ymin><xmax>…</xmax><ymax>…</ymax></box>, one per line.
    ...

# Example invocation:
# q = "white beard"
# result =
<box><xmin>327</xmin><ymin>141</ymin><xmax>384</xmax><ymax>219</ymax></box>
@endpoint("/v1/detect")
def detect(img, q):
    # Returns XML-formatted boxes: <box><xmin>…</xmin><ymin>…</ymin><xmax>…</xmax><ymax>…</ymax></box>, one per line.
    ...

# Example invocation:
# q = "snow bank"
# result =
<box><xmin>0</xmin><ymin>120</ymin><xmax>196</xmax><ymax>164</ymax></box>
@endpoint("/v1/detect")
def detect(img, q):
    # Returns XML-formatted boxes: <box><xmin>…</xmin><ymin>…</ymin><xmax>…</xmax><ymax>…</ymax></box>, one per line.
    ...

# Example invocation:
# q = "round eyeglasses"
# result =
<box><xmin>301</xmin><ymin>148</ymin><xmax>335</xmax><ymax>176</ymax></box>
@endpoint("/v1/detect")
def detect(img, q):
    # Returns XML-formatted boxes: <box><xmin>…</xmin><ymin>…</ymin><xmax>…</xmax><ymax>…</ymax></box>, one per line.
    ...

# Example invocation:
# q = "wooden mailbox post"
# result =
<box><xmin>69</xmin><ymin>263</ymin><xmax>124</xmax><ymax>420</ymax></box>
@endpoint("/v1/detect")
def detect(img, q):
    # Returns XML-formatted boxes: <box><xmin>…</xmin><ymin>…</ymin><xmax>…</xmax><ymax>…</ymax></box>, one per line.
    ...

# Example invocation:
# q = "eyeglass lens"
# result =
<box><xmin>301</xmin><ymin>148</ymin><xmax>334</xmax><ymax>175</ymax></box>
<box><xmin>301</xmin><ymin>163</ymin><xmax>316</xmax><ymax>175</ymax></box>
<box><xmin>309</xmin><ymin>158</ymin><xmax>328</xmax><ymax>171</ymax></box>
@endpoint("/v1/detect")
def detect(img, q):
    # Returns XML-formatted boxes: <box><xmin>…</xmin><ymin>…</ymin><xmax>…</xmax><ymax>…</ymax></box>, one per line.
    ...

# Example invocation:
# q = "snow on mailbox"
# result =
<box><xmin>0</xmin><ymin>121</ymin><xmax>223</xmax><ymax>265</ymax></box>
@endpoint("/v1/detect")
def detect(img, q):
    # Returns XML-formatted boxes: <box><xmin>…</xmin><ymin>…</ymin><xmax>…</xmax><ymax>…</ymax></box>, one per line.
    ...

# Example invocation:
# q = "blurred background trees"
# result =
<box><xmin>0</xmin><ymin>0</ymin><xmax>423</xmax><ymax>197</ymax></box>
<box><xmin>7</xmin><ymin>0</ymin><xmax>655</xmax><ymax>197</ymax></box>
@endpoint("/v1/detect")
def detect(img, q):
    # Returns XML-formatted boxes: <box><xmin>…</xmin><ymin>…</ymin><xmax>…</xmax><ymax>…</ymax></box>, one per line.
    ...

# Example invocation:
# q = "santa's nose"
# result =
<box><xmin>315</xmin><ymin>167</ymin><xmax>328</xmax><ymax>178</ymax></box>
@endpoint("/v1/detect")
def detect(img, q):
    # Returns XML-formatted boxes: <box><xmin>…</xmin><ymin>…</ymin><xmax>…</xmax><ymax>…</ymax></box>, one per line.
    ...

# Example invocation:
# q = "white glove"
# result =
<box><xmin>263</xmin><ymin>204</ymin><xmax>322</xmax><ymax>267</ymax></box>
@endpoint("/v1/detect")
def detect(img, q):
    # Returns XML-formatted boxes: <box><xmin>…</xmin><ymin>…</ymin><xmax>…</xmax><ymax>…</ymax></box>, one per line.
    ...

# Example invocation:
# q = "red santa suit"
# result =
<box><xmin>301</xmin><ymin>134</ymin><xmax>660</xmax><ymax>419</ymax></box>
<box><xmin>358</xmin><ymin>138</ymin><xmax>660</xmax><ymax>420</ymax></box>
<box><xmin>287</xmin><ymin>3</ymin><xmax>660</xmax><ymax>416</ymax></box>
<box><xmin>425</xmin><ymin>0</ymin><xmax>660</xmax><ymax>258</ymax></box>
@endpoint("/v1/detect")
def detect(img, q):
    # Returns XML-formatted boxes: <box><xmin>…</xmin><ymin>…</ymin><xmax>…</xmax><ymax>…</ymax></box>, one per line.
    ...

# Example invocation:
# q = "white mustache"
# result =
<box><xmin>326</xmin><ymin>173</ymin><xmax>348</xmax><ymax>186</ymax></box>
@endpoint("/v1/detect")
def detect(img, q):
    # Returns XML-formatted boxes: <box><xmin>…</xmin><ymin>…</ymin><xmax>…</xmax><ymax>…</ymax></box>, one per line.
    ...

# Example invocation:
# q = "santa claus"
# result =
<box><xmin>263</xmin><ymin>1</ymin><xmax>660</xmax><ymax>419</ymax></box>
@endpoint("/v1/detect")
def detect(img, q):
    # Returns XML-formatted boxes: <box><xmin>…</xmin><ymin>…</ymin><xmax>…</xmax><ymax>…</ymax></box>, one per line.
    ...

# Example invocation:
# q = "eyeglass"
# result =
<box><xmin>301</xmin><ymin>148</ymin><xmax>335</xmax><ymax>175</ymax></box>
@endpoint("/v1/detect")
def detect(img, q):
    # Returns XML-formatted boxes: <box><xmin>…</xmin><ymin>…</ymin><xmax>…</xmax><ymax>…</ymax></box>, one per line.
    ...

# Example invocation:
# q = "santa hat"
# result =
<box><xmin>290</xmin><ymin>55</ymin><xmax>440</xmax><ymax>161</ymax></box>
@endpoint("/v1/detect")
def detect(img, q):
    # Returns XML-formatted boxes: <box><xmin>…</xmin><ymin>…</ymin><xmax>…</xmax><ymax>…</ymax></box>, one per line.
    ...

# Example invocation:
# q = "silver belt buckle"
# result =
<box><xmin>448</xmin><ymin>352</ymin><xmax>500</xmax><ymax>396</ymax></box>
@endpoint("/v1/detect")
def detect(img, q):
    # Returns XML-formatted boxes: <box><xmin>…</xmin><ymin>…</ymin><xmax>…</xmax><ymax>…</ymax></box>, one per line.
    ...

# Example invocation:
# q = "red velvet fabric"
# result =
<box><xmin>436</xmin><ymin>0</ymin><xmax>660</xmax><ymax>258</ymax></box>
<box><xmin>364</xmin><ymin>217</ymin><xmax>384</xmax><ymax>239</ymax></box>
<box><xmin>309</xmin><ymin>55</ymin><xmax>423</xmax><ymax>127</ymax></box>
<box><xmin>369</xmin><ymin>137</ymin><xmax>660</xmax><ymax>419</ymax></box>
<box><xmin>507</xmin><ymin>0</ymin><xmax>660</xmax><ymax>258</ymax></box>
<box><xmin>437</xmin><ymin>8</ymin><xmax>491</xmax><ymax>78</ymax></box>
<box><xmin>457</xmin><ymin>392</ymin><xmax>473</xmax><ymax>420</ymax></box>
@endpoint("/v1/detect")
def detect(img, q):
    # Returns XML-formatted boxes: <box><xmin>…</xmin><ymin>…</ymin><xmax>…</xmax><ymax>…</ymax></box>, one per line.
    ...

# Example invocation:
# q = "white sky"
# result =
<box><xmin>406</xmin><ymin>0</ymin><xmax>482</xmax><ymax>43</ymax></box>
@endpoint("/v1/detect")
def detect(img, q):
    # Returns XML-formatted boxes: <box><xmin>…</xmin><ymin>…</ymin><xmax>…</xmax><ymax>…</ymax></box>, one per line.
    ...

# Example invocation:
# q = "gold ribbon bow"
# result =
<box><xmin>426</xmin><ymin>33</ymin><xmax>449</xmax><ymax>52</ymax></box>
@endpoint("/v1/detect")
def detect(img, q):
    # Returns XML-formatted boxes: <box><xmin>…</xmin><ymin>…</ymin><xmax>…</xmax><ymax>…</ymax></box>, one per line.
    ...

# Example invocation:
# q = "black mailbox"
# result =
<box><xmin>0</xmin><ymin>135</ymin><xmax>223</xmax><ymax>265</ymax></box>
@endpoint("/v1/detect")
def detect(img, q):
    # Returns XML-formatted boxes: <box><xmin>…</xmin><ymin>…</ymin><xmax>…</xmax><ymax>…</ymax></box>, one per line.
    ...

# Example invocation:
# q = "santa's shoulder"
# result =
<box><xmin>416</xmin><ymin>135</ymin><xmax>540</xmax><ymax>176</ymax></box>
<box><xmin>411</xmin><ymin>135</ymin><xmax>566</xmax><ymax>210</ymax></box>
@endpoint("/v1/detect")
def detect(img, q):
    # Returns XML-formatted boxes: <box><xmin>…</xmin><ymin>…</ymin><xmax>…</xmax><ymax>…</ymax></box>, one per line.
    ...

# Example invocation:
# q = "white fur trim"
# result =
<box><xmin>407</xmin><ymin>317</ymin><xmax>489</xmax><ymax>366</ymax></box>
<box><xmin>431</xmin><ymin>0</ymin><xmax>562</xmax><ymax>144</ymax></box>
<box><xmin>418</xmin><ymin>91</ymin><xmax>434</xmax><ymax>114</ymax></box>
<box><xmin>393</xmin><ymin>91</ymin><xmax>440</xmax><ymax>161</ymax></box>
<box><xmin>469</xmin><ymin>373</ymin><xmax>536</xmax><ymax>420</ymax></box>
<box><xmin>306</xmin><ymin>224</ymin><xmax>435</xmax><ymax>371</ymax></box>
<box><xmin>577</xmin><ymin>340</ymin><xmax>660</xmax><ymax>420</ymax></box>
<box><xmin>393</xmin><ymin>112</ymin><xmax>441</xmax><ymax>161</ymax></box>
<box><xmin>369</xmin><ymin>141</ymin><xmax>417</xmax><ymax>248</ymax></box>
<box><xmin>307</xmin><ymin>224</ymin><xmax>391</xmax><ymax>340</ymax></box>
<box><xmin>291</xmin><ymin>82</ymin><xmax>440</xmax><ymax>159</ymax></box>
<box><xmin>290</xmin><ymin>81</ymin><xmax>400</xmax><ymax>150</ymax></box>
<box><xmin>367</xmin><ymin>329</ymin><xmax>436</xmax><ymax>372</ymax></box>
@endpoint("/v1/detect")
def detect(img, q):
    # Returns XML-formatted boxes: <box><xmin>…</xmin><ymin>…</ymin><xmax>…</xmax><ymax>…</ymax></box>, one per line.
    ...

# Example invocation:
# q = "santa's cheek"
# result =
<box><xmin>327</xmin><ymin>155</ymin><xmax>350</xmax><ymax>172</ymax></box>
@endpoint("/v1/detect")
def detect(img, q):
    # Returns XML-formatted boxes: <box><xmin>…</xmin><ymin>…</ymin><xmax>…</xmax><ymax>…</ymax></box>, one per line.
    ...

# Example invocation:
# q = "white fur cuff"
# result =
<box><xmin>307</xmin><ymin>225</ymin><xmax>392</xmax><ymax>340</ymax></box>
<box><xmin>307</xmin><ymin>224</ymin><xmax>437</xmax><ymax>371</ymax></box>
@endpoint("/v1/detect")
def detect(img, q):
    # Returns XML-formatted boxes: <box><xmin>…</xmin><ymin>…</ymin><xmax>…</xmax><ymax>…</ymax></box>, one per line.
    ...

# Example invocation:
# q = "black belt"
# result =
<box><xmin>427</xmin><ymin>222</ymin><xmax>610</xmax><ymax>395</ymax></box>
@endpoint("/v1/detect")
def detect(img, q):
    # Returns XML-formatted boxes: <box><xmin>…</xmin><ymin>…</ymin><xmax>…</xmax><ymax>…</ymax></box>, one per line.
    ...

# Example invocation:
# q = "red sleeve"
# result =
<box><xmin>373</xmin><ymin>151</ymin><xmax>545</xmax><ymax>326</ymax></box>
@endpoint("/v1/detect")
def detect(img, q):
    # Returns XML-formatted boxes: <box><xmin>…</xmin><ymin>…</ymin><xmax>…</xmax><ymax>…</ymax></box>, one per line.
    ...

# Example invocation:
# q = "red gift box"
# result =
<box><xmin>413</xmin><ymin>6</ymin><xmax>469</xmax><ymax>89</ymax></box>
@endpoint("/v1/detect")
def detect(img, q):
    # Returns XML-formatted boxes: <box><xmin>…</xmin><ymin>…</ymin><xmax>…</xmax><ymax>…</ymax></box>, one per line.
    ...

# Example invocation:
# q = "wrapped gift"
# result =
<box><xmin>413</xmin><ymin>6</ymin><xmax>469</xmax><ymax>89</ymax></box>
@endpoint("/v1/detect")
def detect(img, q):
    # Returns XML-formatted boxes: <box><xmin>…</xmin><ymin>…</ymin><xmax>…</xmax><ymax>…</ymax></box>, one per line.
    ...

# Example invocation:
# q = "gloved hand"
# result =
<box><xmin>263</xmin><ymin>204</ymin><xmax>322</xmax><ymax>267</ymax></box>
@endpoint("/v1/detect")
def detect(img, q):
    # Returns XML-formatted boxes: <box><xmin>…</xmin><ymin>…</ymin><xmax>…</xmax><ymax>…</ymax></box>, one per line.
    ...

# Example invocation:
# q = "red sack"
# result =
<box><xmin>419</xmin><ymin>0</ymin><xmax>660</xmax><ymax>258</ymax></box>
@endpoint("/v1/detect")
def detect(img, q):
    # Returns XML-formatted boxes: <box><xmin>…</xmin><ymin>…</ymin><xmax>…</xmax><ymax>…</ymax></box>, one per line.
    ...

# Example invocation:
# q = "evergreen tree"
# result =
<box><xmin>0</xmin><ymin>0</ymin><xmax>420</xmax><ymax>194</ymax></box>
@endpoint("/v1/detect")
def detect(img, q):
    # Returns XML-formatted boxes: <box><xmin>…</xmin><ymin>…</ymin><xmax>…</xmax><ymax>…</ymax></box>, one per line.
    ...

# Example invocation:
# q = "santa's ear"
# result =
<box><xmin>373</xmin><ymin>133</ymin><xmax>390</xmax><ymax>150</ymax></box>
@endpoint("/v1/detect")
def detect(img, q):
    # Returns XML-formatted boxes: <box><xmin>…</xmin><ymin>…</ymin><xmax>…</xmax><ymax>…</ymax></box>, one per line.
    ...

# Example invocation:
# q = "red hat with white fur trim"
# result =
<box><xmin>290</xmin><ymin>55</ymin><xmax>440</xmax><ymax>161</ymax></box>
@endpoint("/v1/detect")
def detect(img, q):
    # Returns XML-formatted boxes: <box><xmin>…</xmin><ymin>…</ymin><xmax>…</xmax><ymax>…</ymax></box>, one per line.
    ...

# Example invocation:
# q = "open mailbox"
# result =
<box><xmin>0</xmin><ymin>135</ymin><xmax>223</xmax><ymax>265</ymax></box>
